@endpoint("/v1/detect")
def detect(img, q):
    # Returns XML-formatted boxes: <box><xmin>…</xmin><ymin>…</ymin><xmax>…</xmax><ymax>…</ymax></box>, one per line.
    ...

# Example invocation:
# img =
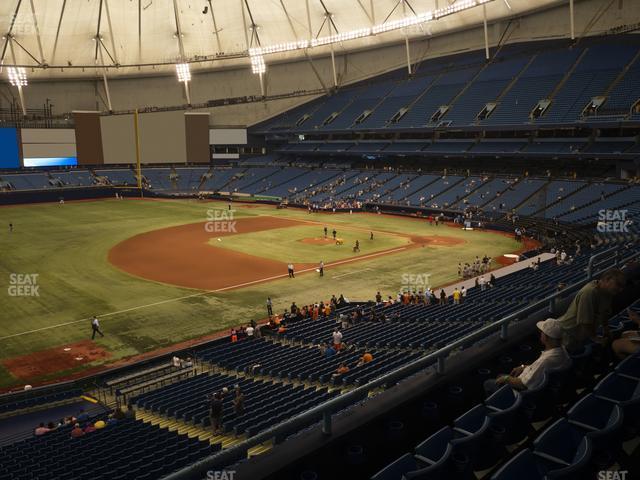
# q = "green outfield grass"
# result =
<box><xmin>0</xmin><ymin>199</ymin><xmax>520</xmax><ymax>388</ymax></box>
<box><xmin>210</xmin><ymin>224</ymin><xmax>410</xmax><ymax>263</ymax></box>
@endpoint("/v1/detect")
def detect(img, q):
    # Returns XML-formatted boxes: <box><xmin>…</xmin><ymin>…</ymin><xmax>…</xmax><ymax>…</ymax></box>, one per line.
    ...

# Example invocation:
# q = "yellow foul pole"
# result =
<box><xmin>134</xmin><ymin>109</ymin><xmax>143</xmax><ymax>197</ymax></box>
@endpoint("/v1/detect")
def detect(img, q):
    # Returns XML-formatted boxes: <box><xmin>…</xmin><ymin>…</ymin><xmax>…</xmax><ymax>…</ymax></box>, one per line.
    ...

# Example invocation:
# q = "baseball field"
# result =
<box><xmin>0</xmin><ymin>198</ymin><xmax>523</xmax><ymax>389</ymax></box>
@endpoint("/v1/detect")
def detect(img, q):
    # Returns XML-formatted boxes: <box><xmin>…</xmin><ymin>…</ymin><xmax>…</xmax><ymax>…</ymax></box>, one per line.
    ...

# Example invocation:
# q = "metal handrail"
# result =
<box><xmin>161</xmin><ymin>247</ymin><xmax>640</xmax><ymax>479</ymax></box>
<box><xmin>587</xmin><ymin>245</ymin><xmax>621</xmax><ymax>279</ymax></box>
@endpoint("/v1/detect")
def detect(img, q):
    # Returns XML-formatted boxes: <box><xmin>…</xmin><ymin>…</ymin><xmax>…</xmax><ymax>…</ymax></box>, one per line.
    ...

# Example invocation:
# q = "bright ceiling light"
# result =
<box><xmin>175</xmin><ymin>63</ymin><xmax>191</xmax><ymax>82</ymax></box>
<box><xmin>251</xmin><ymin>55</ymin><xmax>266</xmax><ymax>74</ymax></box>
<box><xmin>248</xmin><ymin>0</ymin><xmax>494</xmax><ymax>60</ymax></box>
<box><xmin>7</xmin><ymin>67</ymin><xmax>28</xmax><ymax>87</ymax></box>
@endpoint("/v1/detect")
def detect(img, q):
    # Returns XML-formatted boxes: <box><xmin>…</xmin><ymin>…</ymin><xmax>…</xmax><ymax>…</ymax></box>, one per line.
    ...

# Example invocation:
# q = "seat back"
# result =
<box><xmin>370</xmin><ymin>453</ymin><xmax>416</xmax><ymax>480</ymax></box>
<box><xmin>533</xmin><ymin>418</ymin><xmax>590</xmax><ymax>465</ymax></box>
<box><xmin>414</xmin><ymin>426</ymin><xmax>454</xmax><ymax>461</ymax></box>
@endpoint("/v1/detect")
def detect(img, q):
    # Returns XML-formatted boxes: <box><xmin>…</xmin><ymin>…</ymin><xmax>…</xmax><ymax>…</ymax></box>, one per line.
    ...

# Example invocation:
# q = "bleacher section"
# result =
<box><xmin>255</xmin><ymin>36</ymin><xmax>640</xmax><ymax>135</ymax></box>
<box><xmin>0</xmin><ymin>415</ymin><xmax>219</xmax><ymax>480</ymax></box>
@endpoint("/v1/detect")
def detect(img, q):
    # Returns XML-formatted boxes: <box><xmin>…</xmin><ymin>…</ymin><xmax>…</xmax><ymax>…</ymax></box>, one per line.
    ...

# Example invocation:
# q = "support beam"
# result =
<box><xmin>103</xmin><ymin>0</ymin><xmax>119</xmax><ymax>64</ymax></box>
<box><xmin>328</xmin><ymin>16</ymin><xmax>338</xmax><ymax>87</ymax></box>
<box><xmin>279</xmin><ymin>0</ymin><xmax>299</xmax><ymax>40</ymax></box>
<box><xmin>172</xmin><ymin>0</ymin><xmax>186</xmax><ymax>59</ymax></box>
<box><xmin>244</xmin><ymin>0</ymin><xmax>261</xmax><ymax>47</ymax></box>
<box><xmin>483</xmin><ymin>4</ymin><xmax>490</xmax><ymax>60</ymax></box>
<box><xmin>1</xmin><ymin>0</ymin><xmax>24</xmax><ymax>66</ymax></box>
<box><xmin>402</xmin><ymin>0</ymin><xmax>411</xmax><ymax>75</ymax></box>
<box><xmin>98</xmin><ymin>46</ymin><xmax>113</xmax><ymax>112</ymax></box>
<box><xmin>94</xmin><ymin>0</ymin><xmax>104</xmax><ymax>62</ymax></box>
<box><xmin>356</xmin><ymin>0</ymin><xmax>374</xmax><ymax>24</ymax></box>
<box><xmin>240</xmin><ymin>0</ymin><xmax>250</xmax><ymax>51</ymax></box>
<box><xmin>569</xmin><ymin>0</ymin><xmax>575</xmax><ymax>40</ymax></box>
<box><xmin>183</xmin><ymin>81</ymin><xmax>192</xmax><ymax>105</ymax></box>
<box><xmin>138</xmin><ymin>0</ymin><xmax>142</xmax><ymax>63</ymax></box>
<box><xmin>207</xmin><ymin>0</ymin><xmax>222</xmax><ymax>53</ymax></box>
<box><xmin>28</xmin><ymin>0</ymin><xmax>45</xmax><ymax>64</ymax></box>
<box><xmin>8</xmin><ymin>40</ymin><xmax>26</xmax><ymax>116</ymax></box>
<box><xmin>51</xmin><ymin>0</ymin><xmax>66</xmax><ymax>64</ymax></box>
<box><xmin>258</xmin><ymin>71</ymin><xmax>265</xmax><ymax>96</ymax></box>
<box><xmin>305</xmin><ymin>0</ymin><xmax>313</xmax><ymax>40</ymax></box>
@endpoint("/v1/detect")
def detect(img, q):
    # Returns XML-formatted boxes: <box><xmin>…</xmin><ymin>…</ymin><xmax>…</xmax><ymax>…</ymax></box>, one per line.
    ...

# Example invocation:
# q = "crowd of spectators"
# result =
<box><xmin>33</xmin><ymin>406</ymin><xmax>134</xmax><ymax>439</ymax></box>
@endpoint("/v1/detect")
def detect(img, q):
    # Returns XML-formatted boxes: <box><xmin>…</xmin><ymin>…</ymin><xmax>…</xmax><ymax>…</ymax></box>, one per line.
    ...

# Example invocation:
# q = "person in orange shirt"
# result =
<box><xmin>357</xmin><ymin>352</ymin><xmax>373</xmax><ymax>367</ymax></box>
<box><xmin>333</xmin><ymin>363</ymin><xmax>350</xmax><ymax>379</ymax></box>
<box><xmin>230</xmin><ymin>329</ymin><xmax>238</xmax><ymax>343</ymax></box>
<box><xmin>312</xmin><ymin>305</ymin><xmax>319</xmax><ymax>320</ymax></box>
<box><xmin>324</xmin><ymin>304</ymin><xmax>332</xmax><ymax>316</ymax></box>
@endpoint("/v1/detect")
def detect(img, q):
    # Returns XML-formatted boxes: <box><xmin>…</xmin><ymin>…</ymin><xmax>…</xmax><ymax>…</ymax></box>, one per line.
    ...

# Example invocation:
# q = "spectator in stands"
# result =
<box><xmin>558</xmin><ymin>268</ymin><xmax>626</xmax><ymax>352</ymax></box>
<box><xmin>484</xmin><ymin>319</ymin><xmax>569</xmax><ymax>395</ymax></box>
<box><xmin>325</xmin><ymin>343</ymin><xmax>337</xmax><ymax>359</ymax></box>
<box><xmin>332</xmin><ymin>363</ymin><xmax>350</xmax><ymax>380</ymax></box>
<box><xmin>84</xmin><ymin>423</ymin><xmax>97</xmax><ymax>434</ymax></box>
<box><xmin>181</xmin><ymin>357</ymin><xmax>193</xmax><ymax>368</ymax></box>
<box><xmin>208</xmin><ymin>392</ymin><xmax>224</xmax><ymax>434</ymax></box>
<box><xmin>453</xmin><ymin>288</ymin><xmax>461</xmax><ymax>305</ymax></box>
<box><xmin>439</xmin><ymin>289</ymin><xmax>447</xmax><ymax>305</ymax></box>
<box><xmin>76</xmin><ymin>408</ymin><xmax>89</xmax><ymax>423</ymax></box>
<box><xmin>332</xmin><ymin>328</ymin><xmax>343</xmax><ymax>350</ymax></box>
<box><xmin>245</xmin><ymin>324</ymin><xmax>255</xmax><ymax>337</ymax></box>
<box><xmin>233</xmin><ymin>386</ymin><xmax>244</xmax><ymax>416</ymax></box>
<box><xmin>479</xmin><ymin>275</ymin><xmax>487</xmax><ymax>291</ymax></box>
<box><xmin>612</xmin><ymin>309</ymin><xmax>640</xmax><ymax>359</ymax></box>
<box><xmin>357</xmin><ymin>352</ymin><xmax>373</xmax><ymax>367</ymax></box>
<box><xmin>34</xmin><ymin>422</ymin><xmax>51</xmax><ymax>436</ymax></box>
<box><xmin>94</xmin><ymin>420</ymin><xmax>106</xmax><ymax>430</ymax></box>
<box><xmin>70</xmin><ymin>423</ymin><xmax>85</xmax><ymax>438</ymax></box>
<box><xmin>460</xmin><ymin>286</ymin><xmax>466</xmax><ymax>303</ymax></box>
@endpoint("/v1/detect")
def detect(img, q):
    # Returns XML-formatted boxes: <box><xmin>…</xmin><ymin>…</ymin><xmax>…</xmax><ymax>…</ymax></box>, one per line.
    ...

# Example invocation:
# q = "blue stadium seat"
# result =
<box><xmin>567</xmin><ymin>393</ymin><xmax>624</xmax><ymax>451</ymax></box>
<box><xmin>412</xmin><ymin>426</ymin><xmax>454</xmax><ymax>479</ymax></box>
<box><xmin>531</xmin><ymin>418</ymin><xmax>593</xmax><ymax>478</ymax></box>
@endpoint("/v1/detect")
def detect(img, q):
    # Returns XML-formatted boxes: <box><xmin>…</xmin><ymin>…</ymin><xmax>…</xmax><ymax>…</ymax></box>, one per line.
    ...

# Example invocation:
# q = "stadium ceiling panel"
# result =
<box><xmin>0</xmin><ymin>0</ymin><xmax>561</xmax><ymax>79</ymax></box>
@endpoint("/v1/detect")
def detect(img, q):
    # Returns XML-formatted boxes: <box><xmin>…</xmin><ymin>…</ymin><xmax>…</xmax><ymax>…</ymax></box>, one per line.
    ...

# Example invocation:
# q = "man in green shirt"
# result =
<box><xmin>558</xmin><ymin>268</ymin><xmax>626</xmax><ymax>352</ymax></box>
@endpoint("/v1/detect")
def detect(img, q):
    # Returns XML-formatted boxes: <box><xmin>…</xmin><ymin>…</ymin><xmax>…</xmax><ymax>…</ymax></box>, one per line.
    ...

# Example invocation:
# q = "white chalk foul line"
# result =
<box><xmin>0</xmin><ymin>246</ymin><xmax>408</xmax><ymax>341</ymax></box>
<box><xmin>332</xmin><ymin>268</ymin><xmax>374</xmax><ymax>279</ymax></box>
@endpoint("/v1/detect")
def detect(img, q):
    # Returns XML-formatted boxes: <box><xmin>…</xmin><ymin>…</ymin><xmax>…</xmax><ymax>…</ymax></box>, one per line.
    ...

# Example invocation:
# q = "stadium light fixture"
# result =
<box><xmin>251</xmin><ymin>55</ymin><xmax>266</xmax><ymax>75</ymax></box>
<box><xmin>7</xmin><ymin>67</ymin><xmax>28</xmax><ymax>87</ymax></box>
<box><xmin>248</xmin><ymin>0</ymin><xmax>495</xmax><ymax>59</ymax></box>
<box><xmin>176</xmin><ymin>63</ymin><xmax>191</xmax><ymax>82</ymax></box>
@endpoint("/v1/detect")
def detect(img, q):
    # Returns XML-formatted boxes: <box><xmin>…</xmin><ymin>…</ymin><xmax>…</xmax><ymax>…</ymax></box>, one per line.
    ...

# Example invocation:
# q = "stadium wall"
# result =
<box><xmin>4</xmin><ymin>0</ymin><xmax>640</xmax><ymax>127</ymax></box>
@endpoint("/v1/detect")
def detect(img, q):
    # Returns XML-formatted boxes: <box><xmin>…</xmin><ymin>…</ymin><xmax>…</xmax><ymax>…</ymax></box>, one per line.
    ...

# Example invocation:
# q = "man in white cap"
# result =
<box><xmin>484</xmin><ymin>318</ymin><xmax>570</xmax><ymax>395</ymax></box>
